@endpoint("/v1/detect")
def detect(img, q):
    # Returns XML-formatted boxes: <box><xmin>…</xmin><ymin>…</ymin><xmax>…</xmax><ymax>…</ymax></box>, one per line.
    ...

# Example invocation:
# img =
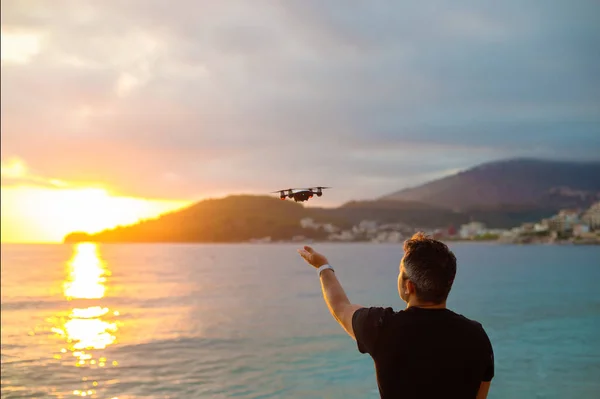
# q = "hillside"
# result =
<box><xmin>315</xmin><ymin>200</ymin><xmax>463</xmax><ymax>227</ymax></box>
<box><xmin>381</xmin><ymin>158</ymin><xmax>600</xmax><ymax>210</ymax></box>
<box><xmin>64</xmin><ymin>158</ymin><xmax>599</xmax><ymax>243</ymax></box>
<box><xmin>65</xmin><ymin>195</ymin><xmax>349</xmax><ymax>243</ymax></box>
<box><xmin>313</xmin><ymin>200</ymin><xmax>556</xmax><ymax>229</ymax></box>
<box><xmin>66</xmin><ymin>196</ymin><xmax>464</xmax><ymax>243</ymax></box>
<box><xmin>64</xmin><ymin>196</ymin><xmax>557</xmax><ymax>244</ymax></box>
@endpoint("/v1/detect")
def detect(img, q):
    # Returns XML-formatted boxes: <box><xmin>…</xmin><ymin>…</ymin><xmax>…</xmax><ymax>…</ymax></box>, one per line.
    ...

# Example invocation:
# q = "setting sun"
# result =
<box><xmin>0</xmin><ymin>186</ymin><xmax>189</xmax><ymax>243</ymax></box>
<box><xmin>0</xmin><ymin>157</ymin><xmax>189</xmax><ymax>243</ymax></box>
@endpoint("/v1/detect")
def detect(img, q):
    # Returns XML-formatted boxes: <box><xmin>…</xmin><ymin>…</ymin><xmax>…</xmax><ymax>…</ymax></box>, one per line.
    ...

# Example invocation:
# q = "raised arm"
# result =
<box><xmin>297</xmin><ymin>246</ymin><xmax>363</xmax><ymax>339</ymax></box>
<box><xmin>476</xmin><ymin>381</ymin><xmax>491</xmax><ymax>399</ymax></box>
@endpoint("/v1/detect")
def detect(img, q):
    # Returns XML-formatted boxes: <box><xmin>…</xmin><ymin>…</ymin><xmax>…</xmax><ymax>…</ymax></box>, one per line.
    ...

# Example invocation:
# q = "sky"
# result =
<box><xmin>2</xmin><ymin>0</ymin><xmax>599</xmax><ymax>242</ymax></box>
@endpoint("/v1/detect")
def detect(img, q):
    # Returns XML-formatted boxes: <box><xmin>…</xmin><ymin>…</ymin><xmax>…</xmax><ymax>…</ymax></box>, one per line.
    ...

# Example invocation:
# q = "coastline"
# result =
<box><xmin>52</xmin><ymin>236</ymin><xmax>600</xmax><ymax>246</ymax></box>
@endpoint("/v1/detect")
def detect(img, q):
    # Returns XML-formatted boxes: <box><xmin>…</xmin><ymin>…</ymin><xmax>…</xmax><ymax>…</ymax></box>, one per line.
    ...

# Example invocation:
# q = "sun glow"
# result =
<box><xmin>0</xmin><ymin>185</ymin><xmax>189</xmax><ymax>243</ymax></box>
<box><xmin>1</xmin><ymin>157</ymin><xmax>28</xmax><ymax>178</ymax></box>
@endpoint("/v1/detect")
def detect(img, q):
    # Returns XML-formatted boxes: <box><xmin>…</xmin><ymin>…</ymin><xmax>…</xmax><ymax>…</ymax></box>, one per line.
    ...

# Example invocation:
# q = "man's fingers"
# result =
<box><xmin>297</xmin><ymin>249</ymin><xmax>310</xmax><ymax>259</ymax></box>
<box><xmin>303</xmin><ymin>246</ymin><xmax>315</xmax><ymax>253</ymax></box>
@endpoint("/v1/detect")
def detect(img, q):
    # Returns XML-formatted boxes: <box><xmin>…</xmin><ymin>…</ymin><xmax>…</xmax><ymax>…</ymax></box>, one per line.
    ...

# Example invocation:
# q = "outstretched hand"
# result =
<box><xmin>297</xmin><ymin>246</ymin><xmax>329</xmax><ymax>268</ymax></box>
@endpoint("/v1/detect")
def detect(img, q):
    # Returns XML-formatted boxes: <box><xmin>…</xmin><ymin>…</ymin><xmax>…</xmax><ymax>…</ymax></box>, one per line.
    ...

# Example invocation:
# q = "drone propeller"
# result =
<box><xmin>270</xmin><ymin>186</ymin><xmax>331</xmax><ymax>193</ymax></box>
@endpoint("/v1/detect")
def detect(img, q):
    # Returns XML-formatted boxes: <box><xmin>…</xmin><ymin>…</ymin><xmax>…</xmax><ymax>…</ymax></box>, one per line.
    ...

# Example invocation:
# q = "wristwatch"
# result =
<box><xmin>317</xmin><ymin>264</ymin><xmax>334</xmax><ymax>276</ymax></box>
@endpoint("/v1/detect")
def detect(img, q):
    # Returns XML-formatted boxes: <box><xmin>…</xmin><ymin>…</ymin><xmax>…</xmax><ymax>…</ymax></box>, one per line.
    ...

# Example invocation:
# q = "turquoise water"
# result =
<box><xmin>1</xmin><ymin>242</ymin><xmax>599</xmax><ymax>398</ymax></box>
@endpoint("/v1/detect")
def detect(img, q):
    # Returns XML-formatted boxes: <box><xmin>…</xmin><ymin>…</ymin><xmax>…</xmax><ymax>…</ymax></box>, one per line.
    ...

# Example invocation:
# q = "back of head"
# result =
<box><xmin>402</xmin><ymin>232</ymin><xmax>457</xmax><ymax>304</ymax></box>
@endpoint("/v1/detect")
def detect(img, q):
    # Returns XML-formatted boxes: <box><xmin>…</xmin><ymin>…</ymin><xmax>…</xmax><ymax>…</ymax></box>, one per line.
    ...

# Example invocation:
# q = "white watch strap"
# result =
<box><xmin>317</xmin><ymin>264</ymin><xmax>334</xmax><ymax>276</ymax></box>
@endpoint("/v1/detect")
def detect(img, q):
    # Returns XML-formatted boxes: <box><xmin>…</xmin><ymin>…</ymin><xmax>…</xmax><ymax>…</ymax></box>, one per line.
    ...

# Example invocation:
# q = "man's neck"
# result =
<box><xmin>406</xmin><ymin>300</ymin><xmax>446</xmax><ymax>309</ymax></box>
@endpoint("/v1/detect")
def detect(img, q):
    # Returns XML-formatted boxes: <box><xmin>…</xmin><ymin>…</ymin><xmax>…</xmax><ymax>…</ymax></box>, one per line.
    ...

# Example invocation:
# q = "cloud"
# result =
<box><xmin>0</xmin><ymin>31</ymin><xmax>41</xmax><ymax>64</ymax></box>
<box><xmin>1</xmin><ymin>157</ymin><xmax>70</xmax><ymax>188</ymax></box>
<box><xmin>1</xmin><ymin>0</ymin><xmax>599</xmax><ymax>203</ymax></box>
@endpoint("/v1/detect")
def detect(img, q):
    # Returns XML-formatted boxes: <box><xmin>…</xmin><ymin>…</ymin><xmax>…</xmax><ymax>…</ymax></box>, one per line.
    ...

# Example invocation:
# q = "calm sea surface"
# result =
<box><xmin>1</xmin><ymin>242</ymin><xmax>599</xmax><ymax>398</ymax></box>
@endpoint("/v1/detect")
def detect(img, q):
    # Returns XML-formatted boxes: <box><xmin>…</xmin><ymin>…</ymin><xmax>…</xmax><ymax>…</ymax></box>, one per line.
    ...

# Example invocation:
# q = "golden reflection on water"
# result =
<box><xmin>63</xmin><ymin>242</ymin><xmax>108</xmax><ymax>299</ymax></box>
<box><xmin>51</xmin><ymin>242</ymin><xmax>121</xmax><ymax>397</ymax></box>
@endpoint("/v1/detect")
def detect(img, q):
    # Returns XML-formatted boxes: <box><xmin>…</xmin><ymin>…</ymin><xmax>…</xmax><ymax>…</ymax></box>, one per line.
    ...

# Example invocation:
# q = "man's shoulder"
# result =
<box><xmin>445</xmin><ymin>310</ymin><xmax>493</xmax><ymax>343</ymax></box>
<box><xmin>353</xmin><ymin>306</ymin><xmax>437</xmax><ymax>328</ymax></box>
<box><xmin>354</xmin><ymin>306</ymin><xmax>398</xmax><ymax>321</ymax></box>
<box><xmin>354</xmin><ymin>306</ymin><xmax>490</xmax><ymax>335</ymax></box>
<box><xmin>351</xmin><ymin>306</ymin><xmax>400</xmax><ymax>355</ymax></box>
<box><xmin>447</xmin><ymin>309</ymin><xmax>483</xmax><ymax>325</ymax></box>
<box><xmin>352</xmin><ymin>306</ymin><xmax>407</xmax><ymax>330</ymax></box>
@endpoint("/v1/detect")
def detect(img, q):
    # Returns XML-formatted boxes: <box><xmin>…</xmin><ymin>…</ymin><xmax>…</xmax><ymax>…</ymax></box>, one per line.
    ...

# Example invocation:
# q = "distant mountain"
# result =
<box><xmin>380</xmin><ymin>158</ymin><xmax>600</xmax><ymax>210</ymax></box>
<box><xmin>64</xmin><ymin>195</ymin><xmax>349</xmax><ymax>243</ymax></box>
<box><xmin>316</xmin><ymin>199</ymin><xmax>462</xmax><ymax>227</ymax></box>
<box><xmin>64</xmin><ymin>158</ymin><xmax>600</xmax><ymax>243</ymax></box>
<box><xmin>65</xmin><ymin>195</ymin><xmax>556</xmax><ymax>244</ymax></box>
<box><xmin>313</xmin><ymin>199</ymin><xmax>556</xmax><ymax>230</ymax></box>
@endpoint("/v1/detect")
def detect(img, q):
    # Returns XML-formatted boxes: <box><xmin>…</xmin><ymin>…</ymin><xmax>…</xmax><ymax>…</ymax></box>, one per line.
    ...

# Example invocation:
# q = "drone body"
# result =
<box><xmin>271</xmin><ymin>186</ymin><xmax>331</xmax><ymax>202</ymax></box>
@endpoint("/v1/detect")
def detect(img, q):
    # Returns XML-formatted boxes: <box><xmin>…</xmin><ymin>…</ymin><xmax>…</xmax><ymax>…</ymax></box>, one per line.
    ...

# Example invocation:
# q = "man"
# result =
<box><xmin>297</xmin><ymin>232</ymin><xmax>494</xmax><ymax>399</ymax></box>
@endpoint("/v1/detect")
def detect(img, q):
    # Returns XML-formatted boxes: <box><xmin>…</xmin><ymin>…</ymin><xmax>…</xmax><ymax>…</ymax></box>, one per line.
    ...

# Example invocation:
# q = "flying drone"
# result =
<box><xmin>271</xmin><ymin>186</ymin><xmax>331</xmax><ymax>202</ymax></box>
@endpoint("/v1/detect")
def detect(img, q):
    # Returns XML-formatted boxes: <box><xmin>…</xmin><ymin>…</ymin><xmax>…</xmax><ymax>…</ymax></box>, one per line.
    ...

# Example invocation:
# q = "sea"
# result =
<box><xmin>1</xmin><ymin>242</ymin><xmax>599</xmax><ymax>399</ymax></box>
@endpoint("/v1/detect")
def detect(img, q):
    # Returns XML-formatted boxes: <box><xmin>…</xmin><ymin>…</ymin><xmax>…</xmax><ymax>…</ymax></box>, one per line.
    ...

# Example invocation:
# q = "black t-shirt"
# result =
<box><xmin>352</xmin><ymin>306</ymin><xmax>494</xmax><ymax>399</ymax></box>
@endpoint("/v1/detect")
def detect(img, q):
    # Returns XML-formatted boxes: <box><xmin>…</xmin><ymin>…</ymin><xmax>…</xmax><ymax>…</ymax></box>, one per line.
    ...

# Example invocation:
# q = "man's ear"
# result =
<box><xmin>406</xmin><ymin>279</ymin><xmax>415</xmax><ymax>294</ymax></box>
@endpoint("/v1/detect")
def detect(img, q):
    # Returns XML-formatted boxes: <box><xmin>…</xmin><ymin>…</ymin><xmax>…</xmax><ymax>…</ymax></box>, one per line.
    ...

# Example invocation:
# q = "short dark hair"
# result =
<box><xmin>402</xmin><ymin>232</ymin><xmax>457</xmax><ymax>303</ymax></box>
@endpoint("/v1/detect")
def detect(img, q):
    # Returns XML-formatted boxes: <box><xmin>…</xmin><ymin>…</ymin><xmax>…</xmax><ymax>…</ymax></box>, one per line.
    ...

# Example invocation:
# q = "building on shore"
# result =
<box><xmin>544</xmin><ymin>209</ymin><xmax>581</xmax><ymax>232</ymax></box>
<box><xmin>582</xmin><ymin>202</ymin><xmax>600</xmax><ymax>231</ymax></box>
<box><xmin>294</xmin><ymin>201</ymin><xmax>600</xmax><ymax>244</ymax></box>
<box><xmin>459</xmin><ymin>222</ymin><xmax>487</xmax><ymax>239</ymax></box>
<box><xmin>573</xmin><ymin>224</ymin><xmax>591</xmax><ymax>237</ymax></box>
